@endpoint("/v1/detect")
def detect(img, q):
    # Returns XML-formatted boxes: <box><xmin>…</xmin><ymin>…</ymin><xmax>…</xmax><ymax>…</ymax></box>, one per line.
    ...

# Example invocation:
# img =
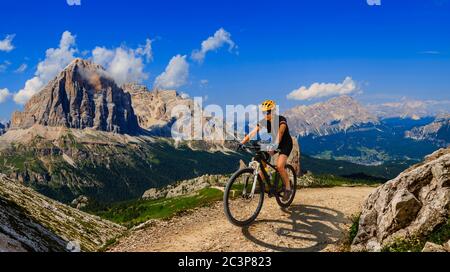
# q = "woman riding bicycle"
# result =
<box><xmin>239</xmin><ymin>99</ymin><xmax>294</xmax><ymax>201</ymax></box>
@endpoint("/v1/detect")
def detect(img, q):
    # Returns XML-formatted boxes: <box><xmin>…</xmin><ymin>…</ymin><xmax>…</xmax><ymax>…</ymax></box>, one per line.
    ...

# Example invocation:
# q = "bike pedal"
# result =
<box><xmin>268</xmin><ymin>188</ymin><xmax>277</xmax><ymax>198</ymax></box>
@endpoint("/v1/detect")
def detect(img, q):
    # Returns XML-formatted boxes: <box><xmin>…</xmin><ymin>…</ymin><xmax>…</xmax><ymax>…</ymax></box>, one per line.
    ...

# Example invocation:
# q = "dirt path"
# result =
<box><xmin>109</xmin><ymin>186</ymin><xmax>375</xmax><ymax>252</ymax></box>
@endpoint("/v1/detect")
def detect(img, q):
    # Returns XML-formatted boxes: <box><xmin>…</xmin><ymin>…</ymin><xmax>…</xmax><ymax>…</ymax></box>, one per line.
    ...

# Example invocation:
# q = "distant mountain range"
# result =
<box><xmin>284</xmin><ymin>96</ymin><xmax>379</xmax><ymax>137</ymax></box>
<box><xmin>405</xmin><ymin>114</ymin><xmax>450</xmax><ymax>146</ymax></box>
<box><xmin>0</xmin><ymin>58</ymin><xmax>448</xmax><ymax>204</ymax></box>
<box><xmin>284</xmin><ymin>96</ymin><xmax>449</xmax><ymax>165</ymax></box>
<box><xmin>367</xmin><ymin>99</ymin><xmax>450</xmax><ymax>120</ymax></box>
<box><xmin>0</xmin><ymin>59</ymin><xmax>246</xmax><ymax>204</ymax></box>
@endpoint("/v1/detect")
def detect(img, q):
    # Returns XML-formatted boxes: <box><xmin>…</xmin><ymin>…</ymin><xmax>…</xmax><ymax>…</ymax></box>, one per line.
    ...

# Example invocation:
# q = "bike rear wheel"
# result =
<box><xmin>223</xmin><ymin>168</ymin><xmax>265</xmax><ymax>227</ymax></box>
<box><xmin>275</xmin><ymin>164</ymin><xmax>297</xmax><ymax>208</ymax></box>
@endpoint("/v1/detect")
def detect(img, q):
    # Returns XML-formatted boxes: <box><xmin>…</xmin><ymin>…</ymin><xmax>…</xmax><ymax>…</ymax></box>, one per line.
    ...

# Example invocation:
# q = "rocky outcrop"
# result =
<box><xmin>406</xmin><ymin>114</ymin><xmax>450</xmax><ymax>147</ymax></box>
<box><xmin>71</xmin><ymin>195</ymin><xmax>89</xmax><ymax>210</ymax></box>
<box><xmin>421</xmin><ymin>241</ymin><xmax>449</xmax><ymax>252</ymax></box>
<box><xmin>142</xmin><ymin>174</ymin><xmax>229</xmax><ymax>200</ymax></box>
<box><xmin>11</xmin><ymin>58</ymin><xmax>140</xmax><ymax>134</ymax></box>
<box><xmin>0</xmin><ymin>174</ymin><xmax>125</xmax><ymax>252</ymax></box>
<box><xmin>122</xmin><ymin>83</ymin><xmax>193</xmax><ymax>132</ymax></box>
<box><xmin>351</xmin><ymin>147</ymin><xmax>450</xmax><ymax>251</ymax></box>
<box><xmin>284</xmin><ymin>96</ymin><xmax>379</xmax><ymax>137</ymax></box>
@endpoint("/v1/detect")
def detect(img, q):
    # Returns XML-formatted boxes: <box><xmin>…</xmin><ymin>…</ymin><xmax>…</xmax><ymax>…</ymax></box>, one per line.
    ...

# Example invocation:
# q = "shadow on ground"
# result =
<box><xmin>242</xmin><ymin>205</ymin><xmax>348</xmax><ymax>252</ymax></box>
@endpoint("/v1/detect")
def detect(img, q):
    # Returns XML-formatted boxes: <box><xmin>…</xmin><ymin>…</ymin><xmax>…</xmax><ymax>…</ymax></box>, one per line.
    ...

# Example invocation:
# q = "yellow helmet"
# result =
<box><xmin>260</xmin><ymin>100</ymin><xmax>276</xmax><ymax>112</ymax></box>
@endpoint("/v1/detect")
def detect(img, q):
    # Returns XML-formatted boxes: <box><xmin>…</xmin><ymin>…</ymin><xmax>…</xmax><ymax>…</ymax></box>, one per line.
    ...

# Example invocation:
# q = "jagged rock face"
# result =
<box><xmin>11</xmin><ymin>59</ymin><xmax>140</xmax><ymax>134</ymax></box>
<box><xmin>405</xmin><ymin>114</ymin><xmax>450</xmax><ymax>147</ymax></box>
<box><xmin>0</xmin><ymin>174</ymin><xmax>125</xmax><ymax>252</ymax></box>
<box><xmin>122</xmin><ymin>83</ymin><xmax>193</xmax><ymax>131</ymax></box>
<box><xmin>284</xmin><ymin>96</ymin><xmax>379</xmax><ymax>137</ymax></box>
<box><xmin>351</xmin><ymin>147</ymin><xmax>450</xmax><ymax>251</ymax></box>
<box><xmin>123</xmin><ymin>83</ymin><xmax>234</xmax><ymax>148</ymax></box>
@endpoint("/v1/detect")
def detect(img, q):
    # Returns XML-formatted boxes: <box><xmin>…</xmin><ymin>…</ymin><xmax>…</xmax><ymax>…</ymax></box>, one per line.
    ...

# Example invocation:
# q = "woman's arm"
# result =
<box><xmin>241</xmin><ymin>126</ymin><xmax>260</xmax><ymax>144</ymax></box>
<box><xmin>275</xmin><ymin>123</ymin><xmax>287</xmax><ymax>147</ymax></box>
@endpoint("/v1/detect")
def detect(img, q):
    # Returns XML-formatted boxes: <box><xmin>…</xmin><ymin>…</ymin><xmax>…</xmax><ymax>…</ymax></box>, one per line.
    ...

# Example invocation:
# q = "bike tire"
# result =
<box><xmin>275</xmin><ymin>164</ymin><xmax>297</xmax><ymax>208</ymax></box>
<box><xmin>223</xmin><ymin>168</ymin><xmax>265</xmax><ymax>227</ymax></box>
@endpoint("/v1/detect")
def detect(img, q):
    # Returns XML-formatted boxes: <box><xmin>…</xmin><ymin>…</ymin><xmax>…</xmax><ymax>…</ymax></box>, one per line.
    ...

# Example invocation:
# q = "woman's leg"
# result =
<box><xmin>277</xmin><ymin>154</ymin><xmax>291</xmax><ymax>190</ymax></box>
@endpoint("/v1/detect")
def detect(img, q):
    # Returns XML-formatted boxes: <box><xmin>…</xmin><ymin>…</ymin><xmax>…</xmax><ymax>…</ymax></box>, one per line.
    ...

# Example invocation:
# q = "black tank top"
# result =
<box><xmin>258</xmin><ymin>115</ymin><xmax>292</xmax><ymax>147</ymax></box>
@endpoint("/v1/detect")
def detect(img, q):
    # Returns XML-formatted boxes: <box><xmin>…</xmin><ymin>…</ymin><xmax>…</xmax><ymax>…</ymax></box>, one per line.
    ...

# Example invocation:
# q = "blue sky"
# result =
<box><xmin>0</xmin><ymin>0</ymin><xmax>449</xmax><ymax>121</ymax></box>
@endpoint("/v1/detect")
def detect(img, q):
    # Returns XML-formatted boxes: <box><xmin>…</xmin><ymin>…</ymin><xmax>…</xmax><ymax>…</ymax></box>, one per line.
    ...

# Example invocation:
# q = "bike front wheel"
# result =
<box><xmin>223</xmin><ymin>168</ymin><xmax>265</xmax><ymax>227</ymax></box>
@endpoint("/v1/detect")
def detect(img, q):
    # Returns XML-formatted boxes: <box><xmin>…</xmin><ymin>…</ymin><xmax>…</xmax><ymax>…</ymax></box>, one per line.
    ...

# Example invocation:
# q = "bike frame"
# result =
<box><xmin>248</xmin><ymin>151</ymin><xmax>279</xmax><ymax>197</ymax></box>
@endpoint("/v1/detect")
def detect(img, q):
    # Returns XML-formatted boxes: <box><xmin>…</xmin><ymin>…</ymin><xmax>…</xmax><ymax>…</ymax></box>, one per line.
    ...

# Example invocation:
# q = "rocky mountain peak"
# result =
<box><xmin>10</xmin><ymin>58</ymin><xmax>140</xmax><ymax>134</ymax></box>
<box><xmin>122</xmin><ymin>83</ymin><xmax>193</xmax><ymax>130</ymax></box>
<box><xmin>284</xmin><ymin>95</ymin><xmax>379</xmax><ymax>137</ymax></box>
<box><xmin>405</xmin><ymin>114</ymin><xmax>450</xmax><ymax>146</ymax></box>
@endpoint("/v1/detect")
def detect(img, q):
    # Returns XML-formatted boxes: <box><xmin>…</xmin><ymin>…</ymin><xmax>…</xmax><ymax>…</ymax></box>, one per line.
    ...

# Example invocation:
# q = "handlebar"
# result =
<box><xmin>235</xmin><ymin>140</ymin><xmax>281</xmax><ymax>154</ymax></box>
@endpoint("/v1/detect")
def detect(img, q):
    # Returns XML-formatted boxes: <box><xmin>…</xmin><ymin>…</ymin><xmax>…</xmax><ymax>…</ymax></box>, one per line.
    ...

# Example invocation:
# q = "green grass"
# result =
<box><xmin>84</xmin><ymin>188</ymin><xmax>224</xmax><ymax>228</ymax></box>
<box><xmin>339</xmin><ymin>213</ymin><xmax>361</xmax><ymax>252</ymax></box>
<box><xmin>298</xmin><ymin>174</ymin><xmax>381</xmax><ymax>188</ymax></box>
<box><xmin>349</xmin><ymin>213</ymin><xmax>361</xmax><ymax>243</ymax></box>
<box><xmin>382</xmin><ymin>237</ymin><xmax>424</xmax><ymax>252</ymax></box>
<box><xmin>382</xmin><ymin>217</ymin><xmax>450</xmax><ymax>252</ymax></box>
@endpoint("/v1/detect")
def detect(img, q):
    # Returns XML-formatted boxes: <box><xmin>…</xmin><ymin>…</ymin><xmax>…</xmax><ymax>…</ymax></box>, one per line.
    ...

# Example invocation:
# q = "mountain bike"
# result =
<box><xmin>223</xmin><ymin>141</ymin><xmax>297</xmax><ymax>227</ymax></box>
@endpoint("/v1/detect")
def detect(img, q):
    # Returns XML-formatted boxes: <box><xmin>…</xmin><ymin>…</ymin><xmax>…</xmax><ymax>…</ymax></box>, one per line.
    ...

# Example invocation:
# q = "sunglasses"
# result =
<box><xmin>264</xmin><ymin>110</ymin><xmax>272</xmax><ymax>115</ymax></box>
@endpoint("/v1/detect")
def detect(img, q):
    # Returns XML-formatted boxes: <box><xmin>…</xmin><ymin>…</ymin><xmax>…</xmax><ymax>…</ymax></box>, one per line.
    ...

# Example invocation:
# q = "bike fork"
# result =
<box><xmin>244</xmin><ymin>164</ymin><xmax>260</xmax><ymax>198</ymax></box>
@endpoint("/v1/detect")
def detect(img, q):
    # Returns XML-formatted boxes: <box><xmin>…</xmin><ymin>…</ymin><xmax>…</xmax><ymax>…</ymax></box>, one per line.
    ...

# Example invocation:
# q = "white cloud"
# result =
<box><xmin>67</xmin><ymin>0</ymin><xmax>81</xmax><ymax>6</ymax></box>
<box><xmin>419</xmin><ymin>51</ymin><xmax>441</xmax><ymax>55</ymax></box>
<box><xmin>191</xmin><ymin>28</ymin><xmax>236</xmax><ymax>63</ymax></box>
<box><xmin>0</xmin><ymin>88</ymin><xmax>11</xmax><ymax>103</ymax></box>
<box><xmin>14</xmin><ymin>31</ymin><xmax>77</xmax><ymax>105</ymax></box>
<box><xmin>0</xmin><ymin>34</ymin><xmax>15</xmax><ymax>52</ymax></box>
<box><xmin>287</xmin><ymin>77</ymin><xmax>358</xmax><ymax>101</ymax></box>
<box><xmin>135</xmin><ymin>39</ymin><xmax>153</xmax><ymax>62</ymax></box>
<box><xmin>367</xmin><ymin>0</ymin><xmax>381</xmax><ymax>6</ymax></box>
<box><xmin>154</xmin><ymin>55</ymin><xmax>189</xmax><ymax>89</ymax></box>
<box><xmin>92</xmin><ymin>39</ymin><xmax>152</xmax><ymax>85</ymax></box>
<box><xmin>15</xmin><ymin>63</ymin><xmax>28</xmax><ymax>73</ymax></box>
<box><xmin>0</xmin><ymin>61</ymin><xmax>11</xmax><ymax>72</ymax></box>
